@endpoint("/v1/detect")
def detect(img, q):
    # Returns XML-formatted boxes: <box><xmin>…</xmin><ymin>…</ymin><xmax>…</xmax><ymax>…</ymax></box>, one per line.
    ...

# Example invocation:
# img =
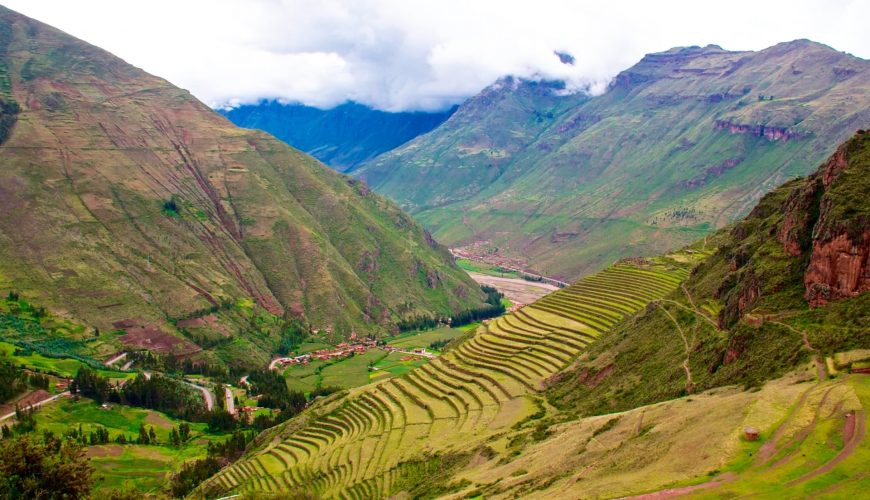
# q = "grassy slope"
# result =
<box><xmin>547</xmin><ymin>132</ymin><xmax>870</xmax><ymax>416</ymax></box>
<box><xmin>356</xmin><ymin>42</ymin><xmax>870</xmax><ymax>280</ymax></box>
<box><xmin>33</xmin><ymin>395</ymin><xmax>225</xmax><ymax>495</ymax></box>
<box><xmin>0</xmin><ymin>6</ymin><xmax>485</xmax><ymax>367</ymax></box>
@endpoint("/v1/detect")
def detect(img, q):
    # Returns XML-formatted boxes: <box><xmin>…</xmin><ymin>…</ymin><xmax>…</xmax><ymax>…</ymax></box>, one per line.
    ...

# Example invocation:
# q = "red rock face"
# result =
<box><xmin>822</xmin><ymin>147</ymin><xmax>849</xmax><ymax>188</ymax></box>
<box><xmin>805</xmin><ymin>229</ymin><xmax>870</xmax><ymax>306</ymax></box>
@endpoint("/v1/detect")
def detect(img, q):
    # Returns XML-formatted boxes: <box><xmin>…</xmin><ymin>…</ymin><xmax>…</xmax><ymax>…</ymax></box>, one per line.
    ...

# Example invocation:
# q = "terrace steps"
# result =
<box><xmin>201</xmin><ymin>260</ymin><xmax>688</xmax><ymax>497</ymax></box>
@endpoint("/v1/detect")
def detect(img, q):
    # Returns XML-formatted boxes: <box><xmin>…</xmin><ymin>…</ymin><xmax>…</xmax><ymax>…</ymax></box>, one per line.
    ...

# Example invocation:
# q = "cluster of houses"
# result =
<box><xmin>271</xmin><ymin>338</ymin><xmax>381</xmax><ymax>368</ymax></box>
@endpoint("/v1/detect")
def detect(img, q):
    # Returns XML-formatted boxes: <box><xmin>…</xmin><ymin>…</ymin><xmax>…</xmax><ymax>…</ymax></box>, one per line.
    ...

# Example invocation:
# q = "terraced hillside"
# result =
<box><xmin>199</xmin><ymin>258</ymin><xmax>690</xmax><ymax>497</ymax></box>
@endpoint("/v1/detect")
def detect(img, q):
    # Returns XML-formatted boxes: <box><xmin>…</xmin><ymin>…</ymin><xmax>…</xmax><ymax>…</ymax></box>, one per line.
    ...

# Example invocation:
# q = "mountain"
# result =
<box><xmin>355</xmin><ymin>41</ymin><xmax>870</xmax><ymax>281</ymax></box>
<box><xmin>0</xmin><ymin>7</ymin><xmax>486</xmax><ymax>369</ymax></box>
<box><xmin>221</xmin><ymin>101</ymin><xmax>455</xmax><ymax>171</ymax></box>
<box><xmin>199</xmin><ymin>131</ymin><xmax>870</xmax><ymax>498</ymax></box>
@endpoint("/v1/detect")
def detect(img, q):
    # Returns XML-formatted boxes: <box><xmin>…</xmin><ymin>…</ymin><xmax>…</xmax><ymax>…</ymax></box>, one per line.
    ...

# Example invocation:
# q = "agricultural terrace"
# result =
<box><xmin>199</xmin><ymin>256</ymin><xmax>690</xmax><ymax>498</ymax></box>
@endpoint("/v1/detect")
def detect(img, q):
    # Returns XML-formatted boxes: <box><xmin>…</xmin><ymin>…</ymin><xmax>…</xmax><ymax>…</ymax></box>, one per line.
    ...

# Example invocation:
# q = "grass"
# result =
<box><xmin>0</xmin><ymin>341</ymin><xmax>130</xmax><ymax>380</ymax></box>
<box><xmin>456</xmin><ymin>259</ymin><xmax>521</xmax><ymax>279</ymax></box>
<box><xmin>320</xmin><ymin>350</ymin><xmax>388</xmax><ymax>389</ymax></box>
<box><xmin>32</xmin><ymin>395</ymin><xmax>221</xmax><ymax>495</ymax></box>
<box><xmin>370</xmin><ymin>352</ymin><xmax>430</xmax><ymax>379</ymax></box>
<box><xmin>386</xmin><ymin>327</ymin><xmax>466</xmax><ymax>351</ymax></box>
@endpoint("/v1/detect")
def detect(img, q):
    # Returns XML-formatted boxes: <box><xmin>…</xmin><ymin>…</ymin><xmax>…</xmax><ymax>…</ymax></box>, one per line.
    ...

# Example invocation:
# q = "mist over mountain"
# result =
<box><xmin>355</xmin><ymin>40</ymin><xmax>870</xmax><ymax>280</ymax></box>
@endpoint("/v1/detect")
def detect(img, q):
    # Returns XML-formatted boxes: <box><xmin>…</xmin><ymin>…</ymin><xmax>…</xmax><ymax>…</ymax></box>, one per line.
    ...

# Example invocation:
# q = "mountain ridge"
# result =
<box><xmin>0</xmin><ymin>6</ymin><xmax>485</xmax><ymax>368</ymax></box>
<box><xmin>222</xmin><ymin>100</ymin><xmax>456</xmax><ymax>171</ymax></box>
<box><xmin>355</xmin><ymin>39</ymin><xmax>870</xmax><ymax>281</ymax></box>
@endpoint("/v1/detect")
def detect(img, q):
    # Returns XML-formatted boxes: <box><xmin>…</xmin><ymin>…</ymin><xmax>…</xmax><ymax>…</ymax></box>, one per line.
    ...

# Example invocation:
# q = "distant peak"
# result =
<box><xmin>554</xmin><ymin>51</ymin><xmax>576</xmax><ymax>65</ymax></box>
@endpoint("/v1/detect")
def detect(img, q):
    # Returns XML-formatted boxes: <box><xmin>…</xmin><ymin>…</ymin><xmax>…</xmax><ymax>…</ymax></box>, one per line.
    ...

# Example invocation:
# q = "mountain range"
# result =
<box><xmin>0</xmin><ymin>6</ymin><xmax>484</xmax><ymax>368</ymax></box>
<box><xmin>354</xmin><ymin>41</ymin><xmax>870</xmax><ymax>280</ymax></box>
<box><xmin>222</xmin><ymin>101</ymin><xmax>455</xmax><ymax>171</ymax></box>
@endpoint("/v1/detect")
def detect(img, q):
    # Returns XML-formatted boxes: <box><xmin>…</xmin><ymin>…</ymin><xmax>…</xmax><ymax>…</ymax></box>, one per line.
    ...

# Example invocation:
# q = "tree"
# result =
<box><xmin>0</xmin><ymin>433</ymin><xmax>94</xmax><ymax>499</ymax></box>
<box><xmin>137</xmin><ymin>423</ymin><xmax>150</xmax><ymax>445</ymax></box>
<box><xmin>12</xmin><ymin>405</ymin><xmax>37</xmax><ymax>435</ymax></box>
<box><xmin>148</xmin><ymin>426</ymin><xmax>157</xmax><ymax>445</ymax></box>
<box><xmin>169</xmin><ymin>428</ymin><xmax>180</xmax><ymax>447</ymax></box>
<box><xmin>179</xmin><ymin>422</ymin><xmax>191</xmax><ymax>442</ymax></box>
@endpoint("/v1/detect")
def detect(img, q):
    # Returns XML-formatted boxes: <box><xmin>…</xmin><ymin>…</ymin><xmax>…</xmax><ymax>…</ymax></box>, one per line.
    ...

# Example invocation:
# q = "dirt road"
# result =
<box><xmin>467</xmin><ymin>272</ymin><xmax>559</xmax><ymax>306</ymax></box>
<box><xmin>104</xmin><ymin>352</ymin><xmax>127</xmax><ymax>366</ymax></box>
<box><xmin>0</xmin><ymin>391</ymin><xmax>70</xmax><ymax>421</ymax></box>
<box><xmin>225</xmin><ymin>386</ymin><xmax>236</xmax><ymax>415</ymax></box>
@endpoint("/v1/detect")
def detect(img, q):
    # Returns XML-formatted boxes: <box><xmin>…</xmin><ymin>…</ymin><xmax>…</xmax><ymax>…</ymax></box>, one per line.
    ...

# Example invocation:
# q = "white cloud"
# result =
<box><xmin>4</xmin><ymin>0</ymin><xmax>869</xmax><ymax>111</ymax></box>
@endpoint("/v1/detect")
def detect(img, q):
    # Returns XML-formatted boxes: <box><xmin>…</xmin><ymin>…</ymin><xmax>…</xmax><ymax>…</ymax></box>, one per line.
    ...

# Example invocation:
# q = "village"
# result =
<box><xmin>268</xmin><ymin>334</ymin><xmax>435</xmax><ymax>372</ymax></box>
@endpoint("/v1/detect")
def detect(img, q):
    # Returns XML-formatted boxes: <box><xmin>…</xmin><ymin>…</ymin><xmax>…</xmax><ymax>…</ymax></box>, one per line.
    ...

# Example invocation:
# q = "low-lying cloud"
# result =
<box><xmin>5</xmin><ymin>0</ymin><xmax>870</xmax><ymax>111</ymax></box>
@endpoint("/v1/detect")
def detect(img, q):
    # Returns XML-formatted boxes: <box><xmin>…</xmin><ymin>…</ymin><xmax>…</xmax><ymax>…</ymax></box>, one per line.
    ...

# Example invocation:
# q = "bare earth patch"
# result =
<box><xmin>144</xmin><ymin>411</ymin><xmax>173</xmax><ymax>430</ymax></box>
<box><xmin>467</xmin><ymin>272</ymin><xmax>558</xmax><ymax>306</ymax></box>
<box><xmin>86</xmin><ymin>445</ymin><xmax>124</xmax><ymax>458</ymax></box>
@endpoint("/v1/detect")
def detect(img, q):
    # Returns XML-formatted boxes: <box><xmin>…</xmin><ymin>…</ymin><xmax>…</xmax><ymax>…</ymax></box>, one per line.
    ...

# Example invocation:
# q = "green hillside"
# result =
<box><xmin>198</xmin><ymin>131</ymin><xmax>870</xmax><ymax>499</ymax></box>
<box><xmin>0</xmin><ymin>7</ymin><xmax>486</xmax><ymax>370</ymax></box>
<box><xmin>355</xmin><ymin>42</ymin><xmax>870</xmax><ymax>280</ymax></box>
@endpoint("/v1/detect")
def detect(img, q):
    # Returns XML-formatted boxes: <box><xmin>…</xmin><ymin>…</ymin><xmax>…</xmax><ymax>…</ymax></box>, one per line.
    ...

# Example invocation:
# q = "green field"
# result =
<box><xmin>385</xmin><ymin>326</ymin><xmax>466</xmax><ymax>351</ymax></box>
<box><xmin>320</xmin><ymin>350</ymin><xmax>388</xmax><ymax>389</ymax></box>
<box><xmin>456</xmin><ymin>258</ymin><xmax>521</xmax><ymax>279</ymax></box>
<box><xmin>33</xmin><ymin>396</ymin><xmax>221</xmax><ymax>494</ymax></box>
<box><xmin>282</xmin><ymin>359</ymin><xmax>328</xmax><ymax>393</ymax></box>
<box><xmin>369</xmin><ymin>352</ymin><xmax>429</xmax><ymax>380</ymax></box>
<box><xmin>0</xmin><ymin>341</ymin><xmax>130</xmax><ymax>380</ymax></box>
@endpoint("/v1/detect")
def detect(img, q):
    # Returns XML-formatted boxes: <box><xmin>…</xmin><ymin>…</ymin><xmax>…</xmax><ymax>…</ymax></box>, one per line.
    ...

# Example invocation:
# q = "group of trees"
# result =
<box><xmin>0</xmin><ymin>431</ymin><xmax>94</xmax><ymax>499</ymax></box>
<box><xmin>397</xmin><ymin>285</ymin><xmax>506</xmax><ymax>332</ymax></box>
<box><xmin>1</xmin><ymin>405</ymin><xmax>38</xmax><ymax>438</ymax></box>
<box><xmin>71</xmin><ymin>367</ymin><xmax>208</xmax><ymax>421</ymax></box>
<box><xmin>276</xmin><ymin>320</ymin><xmax>308</xmax><ymax>356</ymax></box>
<box><xmin>0</xmin><ymin>98</ymin><xmax>20</xmax><ymax>145</ymax></box>
<box><xmin>0</xmin><ymin>358</ymin><xmax>29</xmax><ymax>404</ymax></box>
<box><xmin>168</xmin><ymin>422</ymin><xmax>191</xmax><ymax>447</ymax></box>
<box><xmin>127</xmin><ymin>350</ymin><xmax>232</xmax><ymax>382</ymax></box>
<box><xmin>65</xmin><ymin>424</ymin><xmax>110</xmax><ymax>446</ymax></box>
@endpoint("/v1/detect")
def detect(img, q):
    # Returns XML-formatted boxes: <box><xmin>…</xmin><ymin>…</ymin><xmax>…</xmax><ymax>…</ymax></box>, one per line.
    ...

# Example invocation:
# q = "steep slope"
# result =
<box><xmin>355</xmin><ymin>76</ymin><xmax>586</xmax><ymax>212</ymax></box>
<box><xmin>356</xmin><ymin>42</ymin><xmax>870</xmax><ymax>280</ymax></box>
<box><xmin>0</xmin><ymin>7</ymin><xmax>485</xmax><ymax>360</ymax></box>
<box><xmin>548</xmin><ymin>130</ymin><xmax>870</xmax><ymax>416</ymax></box>
<box><xmin>221</xmin><ymin>101</ymin><xmax>455</xmax><ymax>171</ymax></box>
<box><xmin>198</xmin><ymin>253</ymin><xmax>690</xmax><ymax>498</ymax></box>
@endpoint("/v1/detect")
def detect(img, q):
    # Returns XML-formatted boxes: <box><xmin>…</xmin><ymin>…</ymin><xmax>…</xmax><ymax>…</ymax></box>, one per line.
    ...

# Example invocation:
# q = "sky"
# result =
<box><xmin>4</xmin><ymin>0</ymin><xmax>869</xmax><ymax>111</ymax></box>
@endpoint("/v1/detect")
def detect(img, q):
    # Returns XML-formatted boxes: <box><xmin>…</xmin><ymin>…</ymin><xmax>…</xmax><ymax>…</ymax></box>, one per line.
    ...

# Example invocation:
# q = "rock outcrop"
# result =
<box><xmin>805</xmin><ymin>229</ymin><xmax>870</xmax><ymax>306</ymax></box>
<box><xmin>714</xmin><ymin>119</ymin><xmax>806</xmax><ymax>142</ymax></box>
<box><xmin>790</xmin><ymin>131</ymin><xmax>870</xmax><ymax>305</ymax></box>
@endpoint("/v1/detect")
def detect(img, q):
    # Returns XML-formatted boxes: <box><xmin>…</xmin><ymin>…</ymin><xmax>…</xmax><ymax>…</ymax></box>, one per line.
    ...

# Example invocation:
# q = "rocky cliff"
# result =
<box><xmin>803</xmin><ymin>131</ymin><xmax>870</xmax><ymax>305</ymax></box>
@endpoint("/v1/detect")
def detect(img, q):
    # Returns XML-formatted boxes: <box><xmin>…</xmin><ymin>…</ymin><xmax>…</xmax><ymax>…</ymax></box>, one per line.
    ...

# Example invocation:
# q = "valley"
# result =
<box><xmin>0</xmin><ymin>3</ymin><xmax>868</xmax><ymax>500</ymax></box>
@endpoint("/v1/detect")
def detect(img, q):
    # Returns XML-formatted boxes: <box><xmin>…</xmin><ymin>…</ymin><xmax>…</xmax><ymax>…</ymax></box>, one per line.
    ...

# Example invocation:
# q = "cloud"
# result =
<box><xmin>4</xmin><ymin>0</ymin><xmax>870</xmax><ymax>111</ymax></box>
